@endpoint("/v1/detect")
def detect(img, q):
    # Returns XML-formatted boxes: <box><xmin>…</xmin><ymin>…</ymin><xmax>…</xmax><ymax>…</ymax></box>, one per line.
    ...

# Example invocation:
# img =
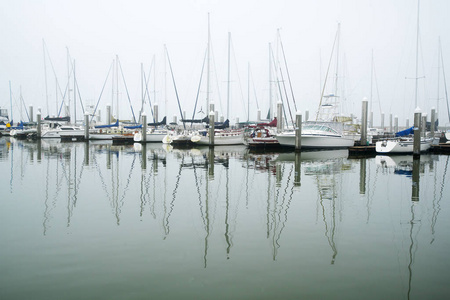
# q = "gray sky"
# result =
<box><xmin>1</xmin><ymin>0</ymin><xmax>449</xmax><ymax>126</ymax></box>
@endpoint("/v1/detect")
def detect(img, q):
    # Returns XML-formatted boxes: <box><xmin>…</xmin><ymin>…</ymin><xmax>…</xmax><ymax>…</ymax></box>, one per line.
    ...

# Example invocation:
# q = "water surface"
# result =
<box><xmin>1</xmin><ymin>137</ymin><xmax>449</xmax><ymax>299</ymax></box>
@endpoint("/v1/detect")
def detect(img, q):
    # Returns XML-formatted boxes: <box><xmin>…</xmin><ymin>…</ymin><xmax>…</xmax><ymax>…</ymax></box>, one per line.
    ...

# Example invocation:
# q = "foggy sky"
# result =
<box><xmin>1</xmin><ymin>0</ymin><xmax>449</xmax><ymax>126</ymax></box>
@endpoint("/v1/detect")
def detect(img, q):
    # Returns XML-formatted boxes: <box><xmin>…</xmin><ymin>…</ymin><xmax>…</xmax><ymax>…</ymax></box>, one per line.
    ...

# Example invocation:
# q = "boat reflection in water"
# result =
<box><xmin>1</xmin><ymin>137</ymin><xmax>450</xmax><ymax>299</ymax></box>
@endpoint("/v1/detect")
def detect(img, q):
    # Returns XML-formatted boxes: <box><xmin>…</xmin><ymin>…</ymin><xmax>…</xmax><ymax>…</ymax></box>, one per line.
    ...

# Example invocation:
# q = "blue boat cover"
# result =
<box><xmin>395</xmin><ymin>126</ymin><xmax>414</xmax><ymax>137</ymax></box>
<box><xmin>95</xmin><ymin>120</ymin><xmax>119</xmax><ymax>129</ymax></box>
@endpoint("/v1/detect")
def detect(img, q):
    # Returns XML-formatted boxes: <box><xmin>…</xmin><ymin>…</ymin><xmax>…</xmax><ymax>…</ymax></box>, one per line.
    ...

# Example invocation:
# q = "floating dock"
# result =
<box><xmin>348</xmin><ymin>145</ymin><xmax>376</xmax><ymax>157</ymax></box>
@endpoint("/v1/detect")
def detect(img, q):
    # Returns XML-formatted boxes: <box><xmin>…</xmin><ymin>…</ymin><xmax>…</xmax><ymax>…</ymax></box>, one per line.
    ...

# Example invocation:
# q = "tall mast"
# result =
<box><xmin>206</xmin><ymin>13</ymin><xmax>211</xmax><ymax>113</ymax></box>
<box><xmin>437</xmin><ymin>37</ymin><xmax>441</xmax><ymax>114</ymax></box>
<box><xmin>268</xmin><ymin>43</ymin><xmax>272</xmax><ymax>120</ymax></box>
<box><xmin>227</xmin><ymin>32</ymin><xmax>231</xmax><ymax>120</ymax></box>
<box><xmin>414</xmin><ymin>0</ymin><xmax>420</xmax><ymax>108</ymax></box>
<box><xmin>43</xmin><ymin>40</ymin><xmax>49</xmax><ymax>115</ymax></box>
<box><xmin>141</xmin><ymin>62</ymin><xmax>144</xmax><ymax>123</ymax></box>
<box><xmin>66</xmin><ymin>47</ymin><xmax>70</xmax><ymax>118</ymax></box>
<box><xmin>74</xmin><ymin>60</ymin><xmax>76</xmax><ymax>123</ymax></box>
<box><xmin>247</xmin><ymin>62</ymin><xmax>250</xmax><ymax>122</ymax></box>
<box><xmin>116</xmin><ymin>54</ymin><xmax>119</xmax><ymax>122</ymax></box>
<box><xmin>370</xmin><ymin>49</ymin><xmax>374</xmax><ymax>114</ymax></box>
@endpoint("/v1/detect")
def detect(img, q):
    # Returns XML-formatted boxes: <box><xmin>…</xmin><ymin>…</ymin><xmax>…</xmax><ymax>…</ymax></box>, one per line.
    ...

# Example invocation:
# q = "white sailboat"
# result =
<box><xmin>375</xmin><ymin>0</ymin><xmax>433</xmax><ymax>154</ymax></box>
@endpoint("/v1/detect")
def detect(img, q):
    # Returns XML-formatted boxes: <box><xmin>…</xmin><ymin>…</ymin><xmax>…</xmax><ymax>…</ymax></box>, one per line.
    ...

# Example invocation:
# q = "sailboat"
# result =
<box><xmin>376</xmin><ymin>0</ymin><xmax>434</xmax><ymax>154</ymax></box>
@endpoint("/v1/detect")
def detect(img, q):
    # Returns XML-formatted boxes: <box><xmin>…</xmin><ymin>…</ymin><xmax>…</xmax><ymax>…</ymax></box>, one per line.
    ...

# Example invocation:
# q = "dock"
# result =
<box><xmin>430</xmin><ymin>143</ymin><xmax>450</xmax><ymax>154</ymax></box>
<box><xmin>348</xmin><ymin>145</ymin><xmax>376</xmax><ymax>157</ymax></box>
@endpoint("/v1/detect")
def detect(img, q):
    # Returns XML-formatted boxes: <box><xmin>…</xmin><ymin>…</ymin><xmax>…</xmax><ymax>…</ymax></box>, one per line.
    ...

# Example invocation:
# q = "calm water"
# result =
<box><xmin>1</xmin><ymin>137</ymin><xmax>449</xmax><ymax>300</ymax></box>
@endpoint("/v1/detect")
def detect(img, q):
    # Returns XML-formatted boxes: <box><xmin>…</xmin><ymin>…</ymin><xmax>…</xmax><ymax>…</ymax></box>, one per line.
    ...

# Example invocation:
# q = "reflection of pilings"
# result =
<box><xmin>37</xmin><ymin>139</ymin><xmax>42</xmax><ymax>162</ymax></box>
<box><xmin>141</xmin><ymin>144</ymin><xmax>147</xmax><ymax>170</ymax></box>
<box><xmin>359</xmin><ymin>158</ymin><xmax>366</xmax><ymax>194</ymax></box>
<box><xmin>294</xmin><ymin>152</ymin><xmax>301</xmax><ymax>186</ymax></box>
<box><xmin>84</xmin><ymin>141</ymin><xmax>89</xmax><ymax>166</ymax></box>
<box><xmin>412</xmin><ymin>157</ymin><xmax>420</xmax><ymax>201</ymax></box>
<box><xmin>208</xmin><ymin>147</ymin><xmax>214</xmax><ymax>178</ymax></box>
<box><xmin>276</xmin><ymin>163</ymin><xmax>282</xmax><ymax>187</ymax></box>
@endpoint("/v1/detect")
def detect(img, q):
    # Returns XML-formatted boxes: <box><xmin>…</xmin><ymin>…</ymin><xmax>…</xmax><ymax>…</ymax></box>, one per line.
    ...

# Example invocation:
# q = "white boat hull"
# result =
<box><xmin>276</xmin><ymin>132</ymin><xmax>354</xmax><ymax>148</ymax></box>
<box><xmin>192</xmin><ymin>131</ymin><xmax>245</xmax><ymax>145</ymax></box>
<box><xmin>375</xmin><ymin>138</ymin><xmax>433</xmax><ymax>153</ymax></box>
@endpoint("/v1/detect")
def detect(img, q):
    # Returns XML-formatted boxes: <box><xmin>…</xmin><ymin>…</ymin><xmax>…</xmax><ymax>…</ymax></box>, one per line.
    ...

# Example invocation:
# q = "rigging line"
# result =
<box><xmin>19</xmin><ymin>89</ymin><xmax>31</xmax><ymax>122</ymax></box>
<box><xmin>57</xmin><ymin>62</ymin><xmax>75</xmax><ymax>117</ymax></box>
<box><xmin>230</xmin><ymin>38</ymin><xmax>248</xmax><ymax>120</ymax></box>
<box><xmin>90</xmin><ymin>61</ymin><xmax>114</xmax><ymax>123</ymax></box>
<box><xmin>165</xmin><ymin>45</ymin><xmax>186</xmax><ymax>130</ymax></box>
<box><xmin>440</xmin><ymin>44</ymin><xmax>450</xmax><ymax>122</ymax></box>
<box><xmin>117</xmin><ymin>58</ymin><xmax>137</xmax><ymax>124</ymax></box>
<box><xmin>74</xmin><ymin>75</ymin><xmax>85</xmax><ymax>115</ymax></box>
<box><xmin>316</xmin><ymin>26</ymin><xmax>339</xmax><ymax>121</ymax></box>
<box><xmin>210</xmin><ymin>42</ymin><xmax>224</xmax><ymax>114</ymax></box>
<box><xmin>43</xmin><ymin>41</ymin><xmax>65</xmax><ymax>109</ymax></box>
<box><xmin>373</xmin><ymin>62</ymin><xmax>383</xmax><ymax>115</ymax></box>
<box><xmin>143</xmin><ymin>59</ymin><xmax>155</xmax><ymax>121</ymax></box>
<box><xmin>191</xmin><ymin>48</ymin><xmax>208</xmax><ymax>128</ymax></box>
<box><xmin>278</xmin><ymin>30</ymin><xmax>298</xmax><ymax>112</ymax></box>
<box><xmin>269</xmin><ymin>45</ymin><xmax>289</xmax><ymax>128</ymax></box>
<box><xmin>143</xmin><ymin>71</ymin><xmax>155</xmax><ymax>122</ymax></box>
<box><xmin>279</xmin><ymin>66</ymin><xmax>295</xmax><ymax>126</ymax></box>
<box><xmin>249</xmin><ymin>66</ymin><xmax>260</xmax><ymax>110</ymax></box>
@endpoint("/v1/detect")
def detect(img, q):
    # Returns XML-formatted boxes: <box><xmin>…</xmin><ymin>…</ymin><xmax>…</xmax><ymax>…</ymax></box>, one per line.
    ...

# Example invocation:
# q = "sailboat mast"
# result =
<box><xmin>437</xmin><ymin>37</ymin><xmax>441</xmax><ymax>115</ymax></box>
<box><xmin>43</xmin><ymin>40</ymin><xmax>49</xmax><ymax>116</ymax></box>
<box><xmin>74</xmin><ymin>60</ymin><xmax>76</xmax><ymax>124</ymax></box>
<box><xmin>116</xmin><ymin>54</ymin><xmax>119</xmax><ymax>122</ymax></box>
<box><xmin>206</xmin><ymin>13</ymin><xmax>211</xmax><ymax>113</ymax></box>
<box><xmin>227</xmin><ymin>32</ymin><xmax>231</xmax><ymax>120</ymax></box>
<box><xmin>414</xmin><ymin>0</ymin><xmax>420</xmax><ymax>108</ymax></box>
<box><xmin>247</xmin><ymin>62</ymin><xmax>250</xmax><ymax>122</ymax></box>
<box><xmin>268</xmin><ymin>43</ymin><xmax>272</xmax><ymax>120</ymax></box>
<box><xmin>370</xmin><ymin>49</ymin><xmax>374</xmax><ymax>115</ymax></box>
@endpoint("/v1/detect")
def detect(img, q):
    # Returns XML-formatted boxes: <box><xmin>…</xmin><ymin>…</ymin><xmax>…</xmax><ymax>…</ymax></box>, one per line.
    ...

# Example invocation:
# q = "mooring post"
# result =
<box><xmin>394</xmin><ymin>115</ymin><xmax>398</xmax><ymax>133</ymax></box>
<box><xmin>106</xmin><ymin>104</ymin><xmax>111</xmax><ymax>125</ymax></box>
<box><xmin>172</xmin><ymin>115</ymin><xmax>177</xmax><ymax>125</ymax></box>
<box><xmin>84</xmin><ymin>113</ymin><xmax>90</xmax><ymax>141</ymax></box>
<box><xmin>431</xmin><ymin>107</ymin><xmax>436</xmax><ymax>137</ymax></box>
<box><xmin>257</xmin><ymin>109</ymin><xmax>261</xmax><ymax>122</ymax></box>
<box><xmin>369</xmin><ymin>111</ymin><xmax>373</xmax><ymax>128</ymax></box>
<box><xmin>381</xmin><ymin>112</ymin><xmax>385</xmax><ymax>131</ymax></box>
<box><xmin>413</xmin><ymin>107</ymin><xmax>422</xmax><ymax>156</ymax></box>
<box><xmin>421</xmin><ymin>114</ymin><xmax>427</xmax><ymax>138</ymax></box>
<box><xmin>361</xmin><ymin>98</ymin><xmax>368</xmax><ymax>146</ymax></box>
<box><xmin>277</xmin><ymin>101</ymin><xmax>283</xmax><ymax>133</ymax></box>
<box><xmin>295</xmin><ymin>111</ymin><xmax>302</xmax><ymax>151</ymax></box>
<box><xmin>389</xmin><ymin>113</ymin><xmax>393</xmax><ymax>133</ymax></box>
<box><xmin>36</xmin><ymin>110</ymin><xmax>41</xmax><ymax>138</ymax></box>
<box><xmin>209</xmin><ymin>110</ymin><xmax>215</xmax><ymax>147</ymax></box>
<box><xmin>305</xmin><ymin>110</ymin><xmax>309</xmax><ymax>122</ymax></box>
<box><xmin>29</xmin><ymin>105</ymin><xmax>34</xmax><ymax>123</ymax></box>
<box><xmin>153</xmin><ymin>103</ymin><xmax>158</xmax><ymax>124</ymax></box>
<box><xmin>142</xmin><ymin>113</ymin><xmax>147</xmax><ymax>143</ymax></box>
<box><xmin>406</xmin><ymin>119</ymin><xmax>410</xmax><ymax>129</ymax></box>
